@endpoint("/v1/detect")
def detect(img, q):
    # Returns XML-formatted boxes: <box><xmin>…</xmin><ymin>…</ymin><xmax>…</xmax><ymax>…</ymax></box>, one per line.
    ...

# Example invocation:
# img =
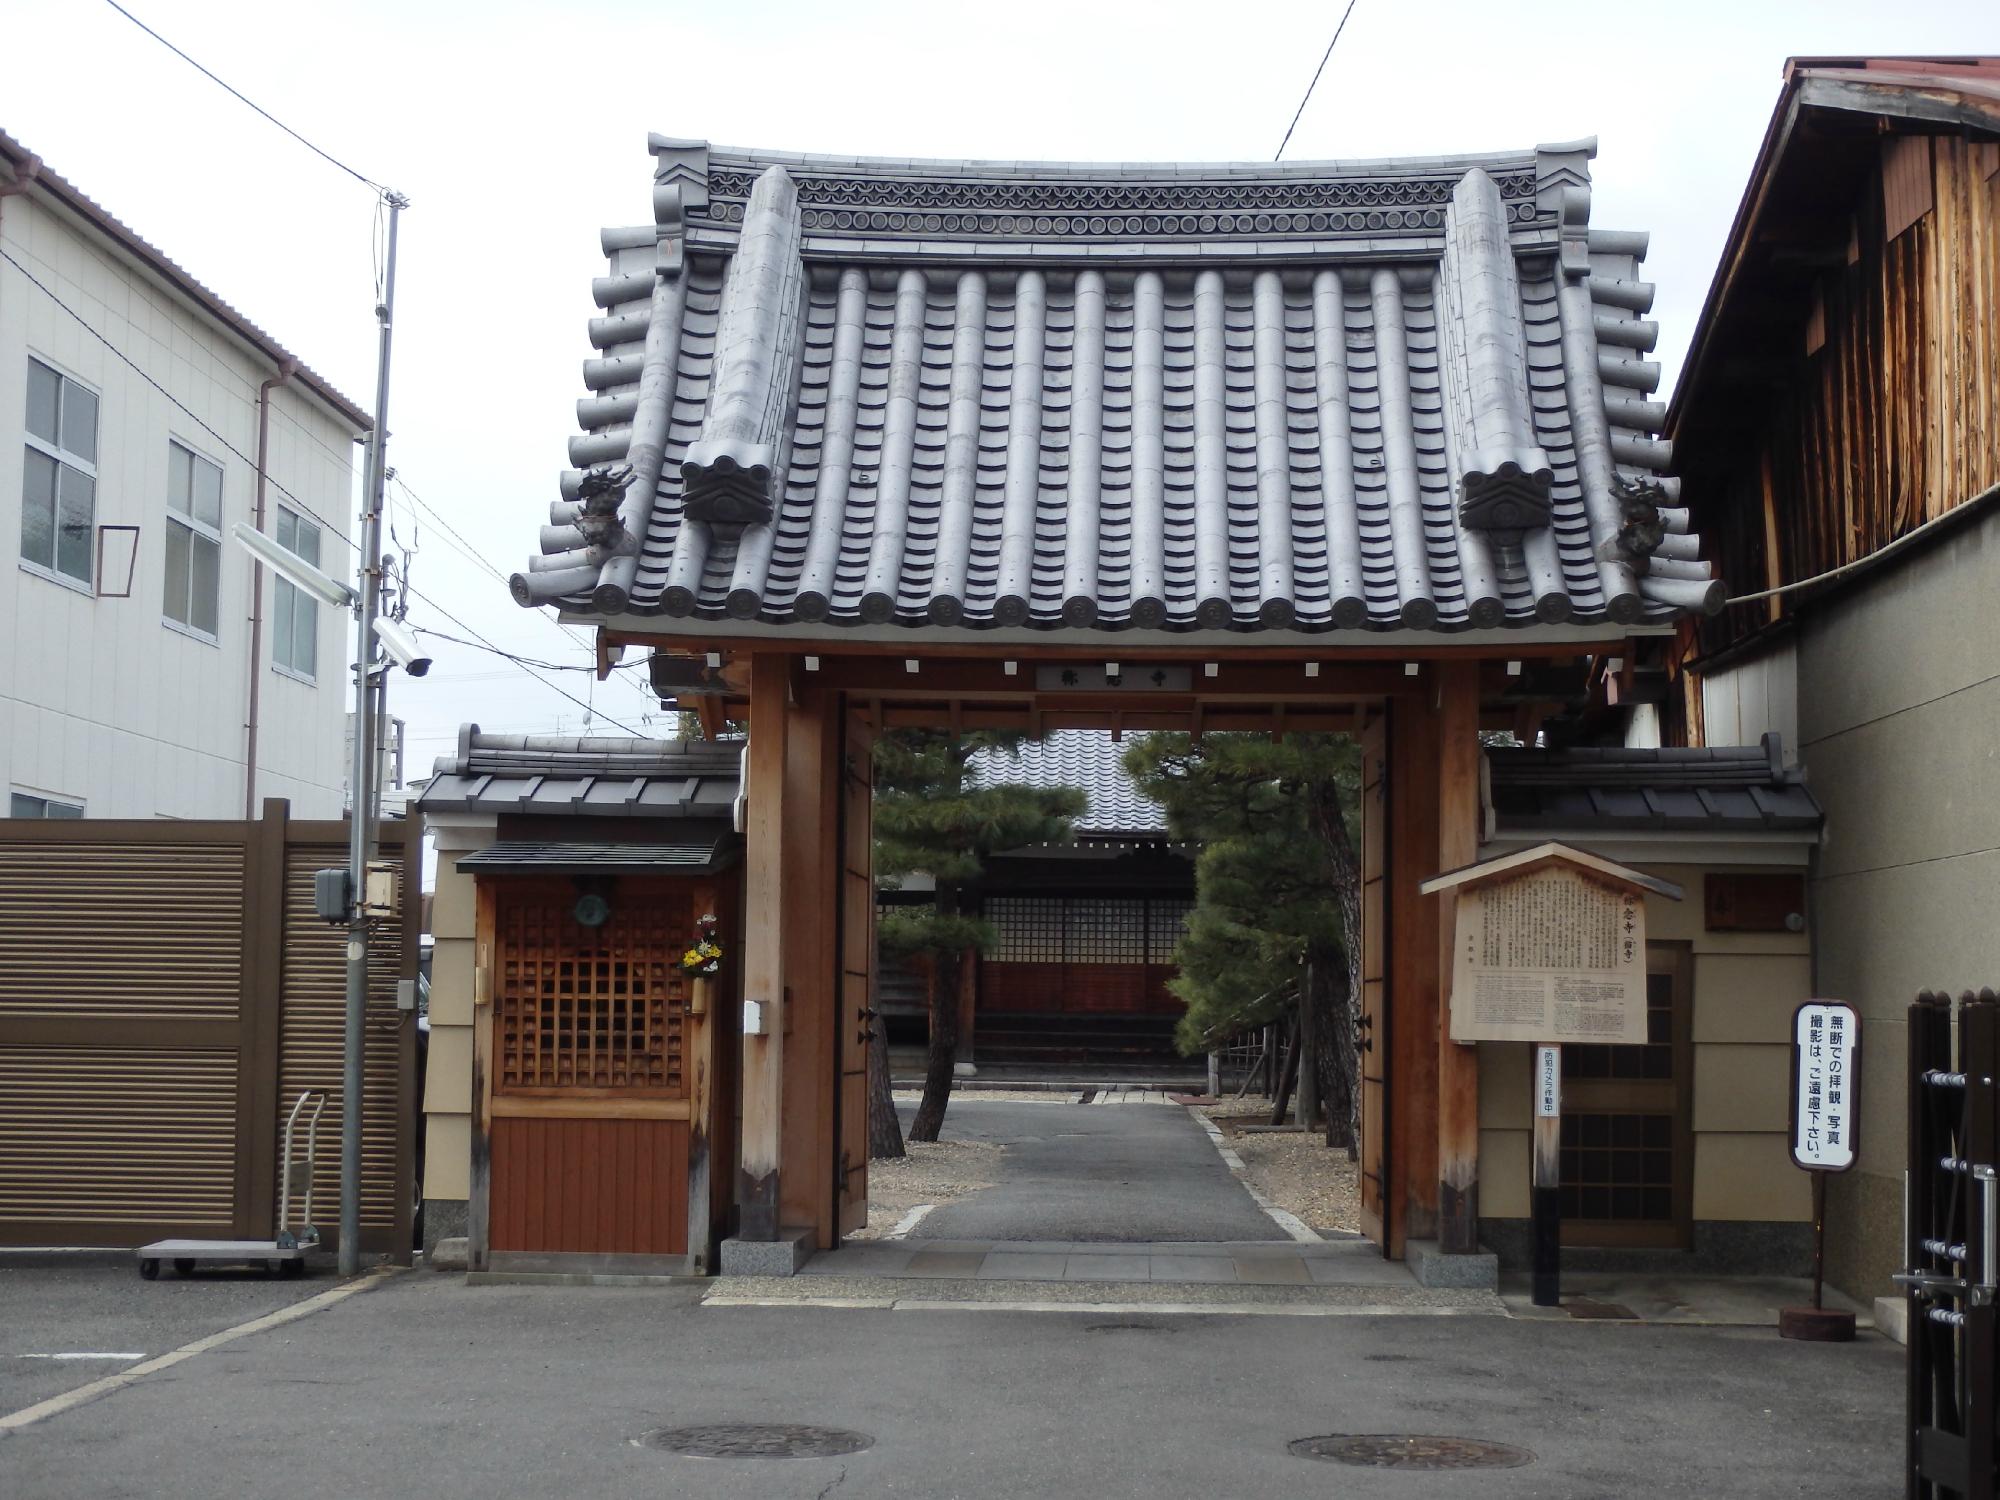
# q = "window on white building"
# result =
<box><xmin>271</xmin><ymin>505</ymin><xmax>321</xmax><ymax>678</ymax></box>
<box><xmin>10</xmin><ymin>791</ymin><xmax>85</xmax><ymax>818</ymax></box>
<box><xmin>164</xmin><ymin>441</ymin><xmax>223</xmax><ymax>637</ymax></box>
<box><xmin>21</xmin><ymin>357</ymin><xmax>99</xmax><ymax>586</ymax></box>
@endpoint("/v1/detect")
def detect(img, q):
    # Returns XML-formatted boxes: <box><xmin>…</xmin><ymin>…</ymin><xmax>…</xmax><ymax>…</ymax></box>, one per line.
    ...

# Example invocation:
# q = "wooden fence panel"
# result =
<box><xmin>0</xmin><ymin>805</ymin><xmax>416</xmax><ymax>1254</ymax></box>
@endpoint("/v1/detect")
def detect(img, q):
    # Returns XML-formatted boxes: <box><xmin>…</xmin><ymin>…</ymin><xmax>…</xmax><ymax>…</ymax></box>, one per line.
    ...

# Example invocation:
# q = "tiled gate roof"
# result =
<box><xmin>513</xmin><ymin>138</ymin><xmax>1718</xmax><ymax>638</ymax></box>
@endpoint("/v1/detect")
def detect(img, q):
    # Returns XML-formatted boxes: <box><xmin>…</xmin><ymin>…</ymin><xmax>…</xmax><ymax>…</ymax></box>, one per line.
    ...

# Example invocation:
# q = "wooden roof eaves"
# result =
<box><xmin>1668</xmin><ymin>58</ymin><xmax>2000</xmax><ymax>447</ymax></box>
<box><xmin>1419</xmin><ymin>840</ymin><xmax>1687</xmax><ymax>901</ymax></box>
<box><xmin>1664</xmin><ymin>76</ymin><xmax>1812</xmax><ymax>444</ymax></box>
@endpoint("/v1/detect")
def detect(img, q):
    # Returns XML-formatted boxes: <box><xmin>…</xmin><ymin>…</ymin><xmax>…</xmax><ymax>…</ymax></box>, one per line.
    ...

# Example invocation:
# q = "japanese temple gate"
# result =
<box><xmin>502</xmin><ymin>132</ymin><xmax>1719</xmax><ymax>1271</ymax></box>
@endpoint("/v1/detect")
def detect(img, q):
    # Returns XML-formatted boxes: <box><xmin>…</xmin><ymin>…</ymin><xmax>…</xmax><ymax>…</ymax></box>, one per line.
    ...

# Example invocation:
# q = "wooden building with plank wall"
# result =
<box><xmin>0</xmin><ymin>801</ymin><xmax>419</xmax><ymax>1257</ymax></box>
<box><xmin>1658</xmin><ymin>56</ymin><xmax>2000</xmax><ymax>1314</ymax></box>
<box><xmin>417</xmin><ymin>730</ymin><xmax>743</xmax><ymax>1274</ymax></box>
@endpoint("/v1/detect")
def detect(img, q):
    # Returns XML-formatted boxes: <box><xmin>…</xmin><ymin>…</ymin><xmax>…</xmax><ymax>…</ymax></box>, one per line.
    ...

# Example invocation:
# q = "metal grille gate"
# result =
<box><xmin>1905</xmin><ymin>987</ymin><xmax>2000</xmax><ymax>1500</ymax></box>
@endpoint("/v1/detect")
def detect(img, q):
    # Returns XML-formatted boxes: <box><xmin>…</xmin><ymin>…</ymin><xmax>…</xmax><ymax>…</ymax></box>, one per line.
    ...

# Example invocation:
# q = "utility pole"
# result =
<box><xmin>341</xmin><ymin>189</ymin><xmax>408</xmax><ymax>1277</ymax></box>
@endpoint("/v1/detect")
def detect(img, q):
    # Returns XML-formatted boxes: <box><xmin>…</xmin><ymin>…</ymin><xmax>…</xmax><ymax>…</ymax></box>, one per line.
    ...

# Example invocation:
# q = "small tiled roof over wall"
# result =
<box><xmin>1486</xmin><ymin>735</ymin><xmax>1822</xmax><ymax>836</ymax></box>
<box><xmin>511</xmin><ymin>137</ymin><xmax>1719</xmax><ymax>639</ymax></box>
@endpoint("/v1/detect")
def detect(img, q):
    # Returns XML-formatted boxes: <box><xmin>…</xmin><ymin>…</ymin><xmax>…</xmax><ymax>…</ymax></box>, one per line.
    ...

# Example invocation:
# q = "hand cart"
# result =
<box><xmin>138</xmin><ymin>1089</ymin><xmax>326</xmax><ymax>1279</ymax></box>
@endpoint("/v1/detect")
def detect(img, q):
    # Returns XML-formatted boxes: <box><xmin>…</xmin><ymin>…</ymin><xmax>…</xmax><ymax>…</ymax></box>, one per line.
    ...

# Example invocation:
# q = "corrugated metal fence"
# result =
<box><xmin>0</xmin><ymin>801</ymin><xmax>417</xmax><ymax>1256</ymax></box>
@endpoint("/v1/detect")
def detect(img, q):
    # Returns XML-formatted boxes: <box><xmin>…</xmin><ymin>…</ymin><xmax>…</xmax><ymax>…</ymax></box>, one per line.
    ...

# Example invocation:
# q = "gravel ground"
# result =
<box><xmin>1201</xmin><ymin>1096</ymin><xmax>1361</xmax><ymax>1235</ymax></box>
<box><xmin>847</xmin><ymin>1137</ymin><xmax>1002</xmax><ymax>1239</ymax></box>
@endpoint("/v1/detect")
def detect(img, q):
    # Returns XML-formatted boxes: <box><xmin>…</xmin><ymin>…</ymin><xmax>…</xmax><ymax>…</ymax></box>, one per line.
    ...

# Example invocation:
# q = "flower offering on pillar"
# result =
<box><xmin>681</xmin><ymin>912</ymin><xmax>723</xmax><ymax>977</ymax></box>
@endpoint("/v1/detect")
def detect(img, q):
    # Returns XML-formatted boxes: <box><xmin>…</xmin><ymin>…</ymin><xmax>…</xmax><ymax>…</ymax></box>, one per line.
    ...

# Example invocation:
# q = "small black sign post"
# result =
<box><xmin>1781</xmin><ymin>1000</ymin><xmax>1860</xmax><ymax>1342</ymax></box>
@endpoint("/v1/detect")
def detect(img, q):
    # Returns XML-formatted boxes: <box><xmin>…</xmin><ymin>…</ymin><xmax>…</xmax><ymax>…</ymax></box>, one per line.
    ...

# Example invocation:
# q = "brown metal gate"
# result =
<box><xmin>0</xmin><ymin>803</ymin><xmax>417</xmax><ymax>1253</ymax></box>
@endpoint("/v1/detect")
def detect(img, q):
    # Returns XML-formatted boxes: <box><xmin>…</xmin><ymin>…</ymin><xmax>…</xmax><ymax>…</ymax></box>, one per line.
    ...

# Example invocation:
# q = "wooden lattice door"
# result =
<box><xmin>484</xmin><ymin>876</ymin><xmax>705</xmax><ymax>1260</ymax></box>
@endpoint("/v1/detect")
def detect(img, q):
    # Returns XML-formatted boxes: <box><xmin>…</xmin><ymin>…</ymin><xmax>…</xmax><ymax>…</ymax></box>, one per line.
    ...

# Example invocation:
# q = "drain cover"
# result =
<box><xmin>1289</xmin><ymin>1434</ymin><xmax>1534</xmax><ymax>1470</ymax></box>
<box><xmin>641</xmin><ymin>1423</ymin><xmax>873</xmax><ymax>1459</ymax></box>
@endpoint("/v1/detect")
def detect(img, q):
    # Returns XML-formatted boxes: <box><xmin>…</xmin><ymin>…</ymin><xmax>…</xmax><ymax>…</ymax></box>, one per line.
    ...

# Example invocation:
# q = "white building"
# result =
<box><xmin>1</xmin><ymin>130</ymin><xmax>367</xmax><ymax>820</ymax></box>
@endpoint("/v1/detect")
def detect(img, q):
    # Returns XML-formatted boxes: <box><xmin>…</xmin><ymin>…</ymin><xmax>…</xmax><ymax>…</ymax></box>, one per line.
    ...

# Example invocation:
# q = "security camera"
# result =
<box><xmin>372</xmin><ymin>617</ymin><xmax>432</xmax><ymax>677</ymax></box>
<box><xmin>232</xmin><ymin>522</ymin><xmax>357</xmax><ymax>608</ymax></box>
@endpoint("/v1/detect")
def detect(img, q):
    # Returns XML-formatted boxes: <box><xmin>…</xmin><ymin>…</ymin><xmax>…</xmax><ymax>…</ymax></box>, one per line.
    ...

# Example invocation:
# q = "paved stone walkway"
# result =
<box><xmin>898</xmin><ymin>1097</ymin><xmax>1285</xmax><ymax>1243</ymax></box>
<box><xmin>803</xmin><ymin>1236</ymin><xmax>1416</xmax><ymax>1288</ymax></box>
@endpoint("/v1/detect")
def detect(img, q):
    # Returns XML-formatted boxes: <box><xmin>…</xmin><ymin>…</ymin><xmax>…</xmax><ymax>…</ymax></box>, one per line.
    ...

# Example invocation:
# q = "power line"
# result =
<box><xmin>398</xmin><ymin>588</ymin><xmax>648</xmax><ymax>736</ymax></box>
<box><xmin>100</xmin><ymin>0</ymin><xmax>384</xmax><ymax>193</ymax></box>
<box><xmin>2</xmin><ymin>242</ymin><xmax>649</xmax><ymax>737</ymax></box>
<box><xmin>1273</xmin><ymin>0</ymin><xmax>1359</xmax><ymax>162</ymax></box>
<box><xmin>389</xmin><ymin>474</ymin><xmax>660</xmax><ymax>715</ymax></box>
<box><xmin>411</xmin><ymin>624</ymin><xmax>649</xmax><ymax>676</ymax></box>
<box><xmin>1</xmin><ymin>245</ymin><xmax>356</xmax><ymax>547</ymax></box>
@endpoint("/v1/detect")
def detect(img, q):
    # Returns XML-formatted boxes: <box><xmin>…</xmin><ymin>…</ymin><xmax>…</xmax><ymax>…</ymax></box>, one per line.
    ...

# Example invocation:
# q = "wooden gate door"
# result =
<box><xmin>1356</xmin><ymin>714</ymin><xmax>1390</xmax><ymax>1251</ymax></box>
<box><xmin>834</xmin><ymin>703</ymin><xmax>875</xmax><ymax>1237</ymax></box>
<box><xmin>485</xmin><ymin>876</ymin><xmax>705</xmax><ymax>1265</ymax></box>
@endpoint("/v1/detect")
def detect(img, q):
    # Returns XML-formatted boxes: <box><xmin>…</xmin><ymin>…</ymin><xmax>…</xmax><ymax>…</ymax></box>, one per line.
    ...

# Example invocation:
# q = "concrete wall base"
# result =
<box><xmin>1873</xmin><ymin>1295</ymin><xmax>1909</xmax><ymax>1346</ymax></box>
<box><xmin>422</xmin><ymin>1198</ymin><xmax>468</xmax><ymax>1258</ymax></box>
<box><xmin>1407</xmin><ymin>1238</ymin><xmax>1500</xmax><ymax>1289</ymax></box>
<box><xmin>720</xmin><ymin>1227</ymin><xmax>814</xmax><ymax>1276</ymax></box>
<box><xmin>428</xmin><ymin>1238</ymin><xmax>469</xmax><ymax>1272</ymax></box>
<box><xmin>1480</xmin><ymin>1218</ymin><xmax>1813</xmax><ymax>1276</ymax></box>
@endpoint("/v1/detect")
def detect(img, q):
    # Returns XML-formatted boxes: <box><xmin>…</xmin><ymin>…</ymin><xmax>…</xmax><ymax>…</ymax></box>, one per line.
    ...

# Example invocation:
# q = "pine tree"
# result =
<box><xmin>873</xmin><ymin>731</ymin><xmax>1084</xmax><ymax>1145</ymax></box>
<box><xmin>1123</xmin><ymin>732</ymin><xmax>1362</xmax><ymax>1149</ymax></box>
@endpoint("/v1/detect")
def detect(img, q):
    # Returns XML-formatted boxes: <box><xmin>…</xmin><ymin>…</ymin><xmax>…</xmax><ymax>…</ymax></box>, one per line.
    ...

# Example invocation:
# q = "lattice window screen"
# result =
<box><xmin>1146</xmin><ymin>898</ymin><xmax>1194</xmax><ymax>963</ymax></box>
<box><xmin>1559</xmin><ymin>1113</ymin><xmax>1675</xmax><ymax>1222</ymax></box>
<box><xmin>986</xmin><ymin>894</ymin><xmax>1192</xmax><ymax>965</ymax></box>
<box><xmin>495</xmin><ymin>890</ymin><xmax>689</xmax><ymax>1095</ymax></box>
<box><xmin>1067</xmin><ymin>898</ymin><xmax>1148</xmax><ymax>962</ymax></box>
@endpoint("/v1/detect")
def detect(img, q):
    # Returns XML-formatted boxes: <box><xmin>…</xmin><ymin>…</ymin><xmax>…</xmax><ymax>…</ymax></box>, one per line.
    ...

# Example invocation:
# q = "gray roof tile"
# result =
<box><xmin>967</xmin><ymin>731</ymin><xmax>1167</xmax><ymax>837</ymax></box>
<box><xmin>1487</xmin><ymin>735</ymin><xmax>1822</xmax><ymax>835</ymax></box>
<box><xmin>416</xmin><ymin>728</ymin><xmax>742</xmax><ymax>820</ymax></box>
<box><xmin>512</xmin><ymin>138</ymin><xmax>1716</xmax><ymax>635</ymax></box>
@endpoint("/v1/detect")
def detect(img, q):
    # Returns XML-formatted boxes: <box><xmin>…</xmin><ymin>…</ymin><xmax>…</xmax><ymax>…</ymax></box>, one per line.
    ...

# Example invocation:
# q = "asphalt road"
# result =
<box><xmin>0</xmin><ymin>1251</ymin><xmax>328</xmax><ymax>1415</ymax></box>
<box><xmin>906</xmin><ymin>1098</ymin><xmax>1284</xmax><ymax>1243</ymax></box>
<box><xmin>0</xmin><ymin>1267</ymin><xmax>1903</xmax><ymax>1498</ymax></box>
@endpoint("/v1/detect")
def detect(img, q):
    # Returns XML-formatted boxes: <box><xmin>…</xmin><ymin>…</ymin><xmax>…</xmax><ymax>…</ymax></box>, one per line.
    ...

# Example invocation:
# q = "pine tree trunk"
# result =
<box><xmin>907</xmin><ymin>947</ymin><xmax>961</xmax><ymax>1143</ymax></box>
<box><xmin>1296</xmin><ymin>978</ymin><xmax>1321</xmax><ymax>1130</ymax></box>
<box><xmin>1308</xmin><ymin>943</ymin><xmax>1358</xmax><ymax>1154</ymax></box>
<box><xmin>1306</xmin><ymin>769</ymin><xmax>1363</xmax><ymax>1154</ymax></box>
<box><xmin>867</xmin><ymin>1003</ymin><xmax>904</xmax><ymax>1160</ymax></box>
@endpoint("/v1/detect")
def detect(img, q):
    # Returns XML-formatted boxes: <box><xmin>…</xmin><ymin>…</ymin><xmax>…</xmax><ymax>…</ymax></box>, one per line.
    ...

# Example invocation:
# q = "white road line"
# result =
<box><xmin>0</xmin><ymin>1268</ymin><xmax>396</xmax><ymax>1435</ymax></box>
<box><xmin>883</xmin><ymin>1204</ymin><xmax>937</xmax><ymax>1241</ymax></box>
<box><xmin>1187</xmin><ymin>1109</ymin><xmax>1322</xmax><ymax>1243</ymax></box>
<box><xmin>16</xmin><ymin>1354</ymin><xmax>145</xmax><ymax>1362</ymax></box>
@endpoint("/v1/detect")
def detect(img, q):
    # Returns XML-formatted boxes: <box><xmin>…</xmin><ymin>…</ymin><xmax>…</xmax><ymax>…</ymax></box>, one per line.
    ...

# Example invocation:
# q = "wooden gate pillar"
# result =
<box><xmin>780</xmin><ymin>679</ymin><xmax>841</xmax><ymax>1248</ymax></box>
<box><xmin>737</xmin><ymin>653</ymin><xmax>791</xmax><ymax>1239</ymax></box>
<box><xmin>1435</xmin><ymin>660</ymin><xmax>1482</xmax><ymax>1253</ymax></box>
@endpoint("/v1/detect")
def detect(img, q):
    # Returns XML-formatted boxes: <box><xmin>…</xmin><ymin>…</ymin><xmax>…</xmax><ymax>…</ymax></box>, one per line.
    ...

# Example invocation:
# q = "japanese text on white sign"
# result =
<box><xmin>1791</xmin><ymin>1002</ymin><xmax>1859</xmax><ymax>1172</ymax></box>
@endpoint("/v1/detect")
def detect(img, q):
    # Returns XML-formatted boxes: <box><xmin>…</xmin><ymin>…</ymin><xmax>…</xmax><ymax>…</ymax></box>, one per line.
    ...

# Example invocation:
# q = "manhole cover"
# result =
<box><xmin>1288</xmin><ymin>1434</ymin><xmax>1534</xmax><ymax>1470</ymax></box>
<box><xmin>641</xmin><ymin>1423</ymin><xmax>873</xmax><ymax>1459</ymax></box>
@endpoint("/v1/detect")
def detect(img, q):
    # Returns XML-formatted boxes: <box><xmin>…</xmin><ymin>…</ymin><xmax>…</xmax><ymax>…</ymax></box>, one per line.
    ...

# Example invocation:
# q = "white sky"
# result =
<box><xmin>9</xmin><ymin>0</ymin><xmax>1998</xmax><ymax>775</ymax></box>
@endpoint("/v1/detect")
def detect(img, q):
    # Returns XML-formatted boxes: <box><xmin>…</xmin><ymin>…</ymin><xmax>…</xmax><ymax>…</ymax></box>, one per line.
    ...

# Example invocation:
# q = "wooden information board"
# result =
<box><xmin>1447</xmin><ymin>864</ymin><xmax>1648</xmax><ymax>1045</ymax></box>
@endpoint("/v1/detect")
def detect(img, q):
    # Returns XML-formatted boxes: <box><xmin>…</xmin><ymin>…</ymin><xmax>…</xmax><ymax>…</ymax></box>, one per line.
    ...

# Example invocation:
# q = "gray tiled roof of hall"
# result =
<box><xmin>510</xmin><ymin>136</ymin><xmax>1720</xmax><ymax>640</ymax></box>
<box><xmin>967</xmin><ymin>730</ymin><xmax>1168</xmax><ymax>839</ymax></box>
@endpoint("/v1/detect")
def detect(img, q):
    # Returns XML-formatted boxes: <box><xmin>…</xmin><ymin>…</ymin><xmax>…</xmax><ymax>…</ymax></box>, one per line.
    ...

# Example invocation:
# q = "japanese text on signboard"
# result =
<box><xmin>1791</xmin><ymin>1002</ymin><xmax>1859</xmax><ymax>1172</ymax></box>
<box><xmin>1448</xmin><ymin>867</ymin><xmax>1648</xmax><ymax>1045</ymax></box>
